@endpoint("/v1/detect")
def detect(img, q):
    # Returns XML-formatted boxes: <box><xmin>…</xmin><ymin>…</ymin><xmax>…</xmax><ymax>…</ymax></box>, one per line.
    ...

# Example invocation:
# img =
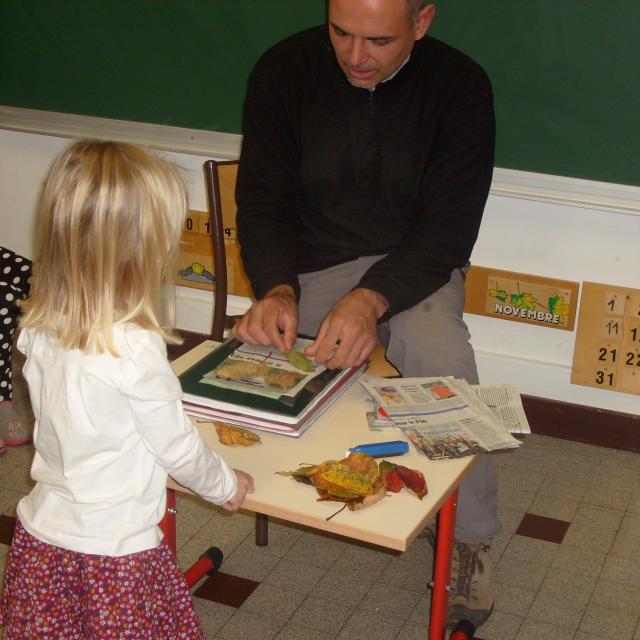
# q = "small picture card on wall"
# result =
<box><xmin>464</xmin><ymin>266</ymin><xmax>579</xmax><ymax>331</ymax></box>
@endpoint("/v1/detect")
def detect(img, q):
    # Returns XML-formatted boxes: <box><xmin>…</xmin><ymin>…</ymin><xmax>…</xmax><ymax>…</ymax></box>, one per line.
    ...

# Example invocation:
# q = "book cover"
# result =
<box><xmin>179</xmin><ymin>338</ymin><xmax>363</xmax><ymax>423</ymax></box>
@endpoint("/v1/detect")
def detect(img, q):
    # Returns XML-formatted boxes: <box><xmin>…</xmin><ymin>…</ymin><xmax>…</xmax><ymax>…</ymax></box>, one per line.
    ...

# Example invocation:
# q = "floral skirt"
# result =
<box><xmin>0</xmin><ymin>521</ymin><xmax>204</xmax><ymax>639</ymax></box>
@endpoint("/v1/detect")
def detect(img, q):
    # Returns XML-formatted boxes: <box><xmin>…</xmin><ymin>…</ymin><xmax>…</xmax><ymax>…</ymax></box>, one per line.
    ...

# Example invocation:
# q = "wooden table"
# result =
<box><xmin>168</xmin><ymin>340</ymin><xmax>479</xmax><ymax>640</ymax></box>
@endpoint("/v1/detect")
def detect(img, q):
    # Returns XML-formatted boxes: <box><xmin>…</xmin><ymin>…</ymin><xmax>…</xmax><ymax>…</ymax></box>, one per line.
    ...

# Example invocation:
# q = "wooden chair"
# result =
<box><xmin>203</xmin><ymin>159</ymin><xmax>272</xmax><ymax>544</ymax></box>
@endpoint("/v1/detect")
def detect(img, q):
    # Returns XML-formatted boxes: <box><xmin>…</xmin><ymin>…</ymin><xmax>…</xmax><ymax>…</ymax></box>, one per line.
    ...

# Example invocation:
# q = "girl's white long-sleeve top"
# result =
<box><xmin>17</xmin><ymin>325</ymin><xmax>238</xmax><ymax>557</ymax></box>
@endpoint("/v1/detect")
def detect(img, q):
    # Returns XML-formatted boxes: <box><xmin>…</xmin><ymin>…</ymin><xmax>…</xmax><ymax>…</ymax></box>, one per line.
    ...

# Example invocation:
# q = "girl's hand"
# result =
<box><xmin>222</xmin><ymin>469</ymin><xmax>255</xmax><ymax>511</ymax></box>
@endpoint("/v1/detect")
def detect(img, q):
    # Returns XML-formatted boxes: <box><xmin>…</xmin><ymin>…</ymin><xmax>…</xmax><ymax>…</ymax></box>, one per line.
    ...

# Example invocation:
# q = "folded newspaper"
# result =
<box><xmin>359</xmin><ymin>375</ymin><xmax>529</xmax><ymax>460</ymax></box>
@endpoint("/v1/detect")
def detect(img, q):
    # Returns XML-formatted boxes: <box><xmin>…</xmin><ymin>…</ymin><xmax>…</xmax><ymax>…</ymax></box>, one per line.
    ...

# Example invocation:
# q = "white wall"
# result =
<box><xmin>1</xmin><ymin>119</ymin><xmax>639</xmax><ymax>416</ymax></box>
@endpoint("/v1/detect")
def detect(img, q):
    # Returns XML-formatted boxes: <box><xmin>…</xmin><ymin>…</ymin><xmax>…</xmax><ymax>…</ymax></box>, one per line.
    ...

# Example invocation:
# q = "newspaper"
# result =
<box><xmin>470</xmin><ymin>384</ymin><xmax>531</xmax><ymax>435</ymax></box>
<box><xmin>200</xmin><ymin>338</ymin><xmax>326</xmax><ymax>399</ymax></box>
<box><xmin>365</xmin><ymin>397</ymin><xmax>400</xmax><ymax>431</ymax></box>
<box><xmin>359</xmin><ymin>375</ymin><xmax>522</xmax><ymax>459</ymax></box>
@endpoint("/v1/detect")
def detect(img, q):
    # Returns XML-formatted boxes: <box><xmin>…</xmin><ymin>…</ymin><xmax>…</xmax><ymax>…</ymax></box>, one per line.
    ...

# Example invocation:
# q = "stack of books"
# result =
<box><xmin>179</xmin><ymin>337</ymin><xmax>365</xmax><ymax>437</ymax></box>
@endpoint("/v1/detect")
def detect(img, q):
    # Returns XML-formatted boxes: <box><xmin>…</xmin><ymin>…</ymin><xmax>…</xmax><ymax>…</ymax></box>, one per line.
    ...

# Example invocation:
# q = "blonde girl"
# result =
<box><xmin>0</xmin><ymin>140</ymin><xmax>254</xmax><ymax>639</ymax></box>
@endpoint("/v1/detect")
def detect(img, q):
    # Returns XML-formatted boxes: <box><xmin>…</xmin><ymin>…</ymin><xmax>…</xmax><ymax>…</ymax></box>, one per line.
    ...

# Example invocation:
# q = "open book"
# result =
<box><xmin>179</xmin><ymin>337</ymin><xmax>365</xmax><ymax>437</ymax></box>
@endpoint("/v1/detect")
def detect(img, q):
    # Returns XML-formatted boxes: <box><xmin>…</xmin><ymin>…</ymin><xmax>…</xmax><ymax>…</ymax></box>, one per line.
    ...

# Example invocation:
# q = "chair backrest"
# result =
<box><xmin>203</xmin><ymin>159</ymin><xmax>251</xmax><ymax>340</ymax></box>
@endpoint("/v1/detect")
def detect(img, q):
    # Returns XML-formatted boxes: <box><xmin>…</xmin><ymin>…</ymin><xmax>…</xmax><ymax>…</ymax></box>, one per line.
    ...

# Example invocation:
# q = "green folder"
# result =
<box><xmin>179</xmin><ymin>338</ymin><xmax>346</xmax><ymax>418</ymax></box>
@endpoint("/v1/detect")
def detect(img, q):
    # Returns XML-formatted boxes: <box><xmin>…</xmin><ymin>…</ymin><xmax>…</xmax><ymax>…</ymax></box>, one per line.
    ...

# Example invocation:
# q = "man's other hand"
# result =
<box><xmin>305</xmin><ymin>288</ymin><xmax>389</xmax><ymax>369</ymax></box>
<box><xmin>232</xmin><ymin>284</ymin><xmax>298</xmax><ymax>353</ymax></box>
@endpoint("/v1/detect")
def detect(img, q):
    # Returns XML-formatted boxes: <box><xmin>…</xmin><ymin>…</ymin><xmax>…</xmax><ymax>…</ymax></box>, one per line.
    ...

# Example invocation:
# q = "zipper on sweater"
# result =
<box><xmin>360</xmin><ymin>87</ymin><xmax>375</xmax><ymax>186</ymax></box>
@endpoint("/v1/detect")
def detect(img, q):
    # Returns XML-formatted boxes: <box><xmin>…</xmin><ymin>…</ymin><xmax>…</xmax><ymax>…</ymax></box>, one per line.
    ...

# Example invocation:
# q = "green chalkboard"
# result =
<box><xmin>1</xmin><ymin>1</ymin><xmax>639</xmax><ymax>186</ymax></box>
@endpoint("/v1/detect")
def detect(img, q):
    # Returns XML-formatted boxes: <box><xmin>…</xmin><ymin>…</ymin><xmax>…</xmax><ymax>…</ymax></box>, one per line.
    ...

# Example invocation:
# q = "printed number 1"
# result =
<box><xmin>595</xmin><ymin>370</ymin><xmax>614</xmax><ymax>386</ymax></box>
<box><xmin>598</xmin><ymin>347</ymin><xmax>617</xmax><ymax>362</ymax></box>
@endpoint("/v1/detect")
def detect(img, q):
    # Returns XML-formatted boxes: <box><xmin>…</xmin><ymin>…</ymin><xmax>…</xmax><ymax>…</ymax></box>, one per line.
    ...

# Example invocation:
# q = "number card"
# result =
<box><xmin>175</xmin><ymin>163</ymin><xmax>252</xmax><ymax>297</ymax></box>
<box><xmin>571</xmin><ymin>282</ymin><xmax>640</xmax><ymax>396</ymax></box>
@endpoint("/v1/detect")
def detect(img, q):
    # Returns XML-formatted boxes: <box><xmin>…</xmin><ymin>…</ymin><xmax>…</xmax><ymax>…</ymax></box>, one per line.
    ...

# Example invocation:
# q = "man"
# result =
<box><xmin>234</xmin><ymin>0</ymin><xmax>498</xmax><ymax>628</ymax></box>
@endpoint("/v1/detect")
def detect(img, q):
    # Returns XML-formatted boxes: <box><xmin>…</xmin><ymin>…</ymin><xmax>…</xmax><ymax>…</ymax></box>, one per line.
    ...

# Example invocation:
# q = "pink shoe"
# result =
<box><xmin>3</xmin><ymin>419</ymin><xmax>31</xmax><ymax>446</ymax></box>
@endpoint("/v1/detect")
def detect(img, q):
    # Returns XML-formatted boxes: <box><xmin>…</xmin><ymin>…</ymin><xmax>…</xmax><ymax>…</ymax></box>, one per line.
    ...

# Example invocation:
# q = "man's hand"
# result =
<box><xmin>305</xmin><ymin>288</ymin><xmax>389</xmax><ymax>369</ymax></box>
<box><xmin>232</xmin><ymin>284</ymin><xmax>298</xmax><ymax>353</ymax></box>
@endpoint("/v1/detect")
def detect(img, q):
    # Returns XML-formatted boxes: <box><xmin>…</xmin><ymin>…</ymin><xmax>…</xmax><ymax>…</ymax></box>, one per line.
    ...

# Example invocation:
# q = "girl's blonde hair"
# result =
<box><xmin>21</xmin><ymin>140</ymin><xmax>187</xmax><ymax>354</ymax></box>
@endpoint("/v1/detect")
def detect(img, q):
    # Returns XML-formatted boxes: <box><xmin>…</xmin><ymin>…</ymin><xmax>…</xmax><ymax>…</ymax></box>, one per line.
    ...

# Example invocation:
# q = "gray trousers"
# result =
<box><xmin>298</xmin><ymin>255</ymin><xmax>500</xmax><ymax>544</ymax></box>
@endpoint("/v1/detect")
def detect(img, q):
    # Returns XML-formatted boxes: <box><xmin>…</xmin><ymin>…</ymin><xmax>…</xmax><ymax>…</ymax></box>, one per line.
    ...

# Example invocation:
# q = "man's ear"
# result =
<box><xmin>414</xmin><ymin>4</ymin><xmax>436</xmax><ymax>41</ymax></box>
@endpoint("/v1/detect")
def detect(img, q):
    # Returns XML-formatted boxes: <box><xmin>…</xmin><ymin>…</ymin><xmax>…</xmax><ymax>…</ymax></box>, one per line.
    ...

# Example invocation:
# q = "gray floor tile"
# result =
<box><xmin>0</xmin><ymin>467</ymin><xmax>34</xmax><ymax>494</ymax></box>
<box><xmin>629</xmin><ymin>488</ymin><xmax>640</xmax><ymax>514</ymax></box>
<box><xmin>221</xmin><ymin>545</ymin><xmax>281</xmax><ymax>581</ymax></box>
<box><xmin>474</xmin><ymin>609</ymin><xmax>522</xmax><ymax>640</ymax></box>
<box><xmin>195</xmin><ymin>508</ymin><xmax>255</xmax><ymax>540</ymax></box>
<box><xmin>357</xmin><ymin>581</ymin><xmax>422</xmax><ymax>619</ymax></box>
<box><xmin>539</xmin><ymin>566</ymin><xmax>597</xmax><ymax>602</ymax></box>
<box><xmin>552</xmin><ymin>543</ymin><xmax>607</xmax><ymax>578</ymax></box>
<box><xmin>193</xmin><ymin>597</ymin><xmax>236</xmax><ymax>637</ymax></box>
<box><xmin>516</xmin><ymin>619</ymin><xmax>577</xmax><ymax>640</ymax></box>
<box><xmin>562</xmin><ymin>503</ymin><xmax>625</xmax><ymax>552</ymax></box>
<box><xmin>240</xmin><ymin>581</ymin><xmax>307</xmax><ymax>619</ymax></box>
<box><xmin>408</xmin><ymin>592</ymin><xmax>431</xmax><ymax>625</ymax></box>
<box><xmin>527</xmin><ymin>493</ymin><xmax>580</xmax><ymax>521</ymax></box>
<box><xmin>217</xmin><ymin>608</ymin><xmax>286</xmax><ymax>640</ymax></box>
<box><xmin>526</xmin><ymin>589</ymin><xmax>586</xmax><ymax>630</ymax></box>
<box><xmin>495</xmin><ymin>582</ymin><xmax>536</xmax><ymax>617</ymax></box>
<box><xmin>285</xmin><ymin>530</ymin><xmax>350</xmax><ymax>568</ymax></box>
<box><xmin>233</xmin><ymin>518</ymin><xmax>305</xmax><ymax>558</ymax></box>
<box><xmin>537</xmin><ymin>469</ymin><xmax>591</xmax><ymax>502</ymax></box>
<box><xmin>579</xmin><ymin>602</ymin><xmax>638</xmax><ymax>640</ymax></box>
<box><xmin>394</xmin><ymin>621</ymin><xmax>428</xmax><ymax>640</ymax></box>
<box><xmin>311</xmin><ymin>570</ymin><xmax>374</xmax><ymax>607</ymax></box>
<box><xmin>0</xmin><ymin>489</ymin><xmax>24</xmax><ymax>515</ymax></box>
<box><xmin>590</xmin><ymin>578</ymin><xmax>640</xmax><ymax>615</ymax></box>
<box><xmin>274</xmin><ymin>622</ymin><xmax>335</xmax><ymax>640</ymax></box>
<box><xmin>290</xmin><ymin>596</ymin><xmax>355</xmax><ymax>635</ymax></box>
<box><xmin>263</xmin><ymin>558</ymin><xmax>328</xmax><ymax>595</ymax></box>
<box><xmin>601</xmin><ymin>555</ymin><xmax>640</xmax><ymax>588</ymax></box>
<box><xmin>379</xmin><ymin>543</ymin><xmax>432</xmax><ymax>592</ymax></box>
<box><xmin>330</xmin><ymin>541</ymin><xmax>395</xmax><ymax>582</ymax></box>
<box><xmin>336</xmin><ymin>609</ymin><xmax>404</xmax><ymax>639</ymax></box>
<box><xmin>496</xmin><ymin>536</ymin><xmax>558</xmax><ymax>590</ymax></box>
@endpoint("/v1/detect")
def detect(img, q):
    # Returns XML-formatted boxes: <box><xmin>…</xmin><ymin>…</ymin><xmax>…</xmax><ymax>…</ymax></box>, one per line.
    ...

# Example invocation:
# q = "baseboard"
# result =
<box><xmin>521</xmin><ymin>395</ymin><xmax>640</xmax><ymax>453</ymax></box>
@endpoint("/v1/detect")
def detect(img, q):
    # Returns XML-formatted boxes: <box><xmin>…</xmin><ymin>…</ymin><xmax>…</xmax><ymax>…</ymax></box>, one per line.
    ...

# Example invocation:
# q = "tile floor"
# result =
<box><xmin>1</xmin><ymin>432</ymin><xmax>640</xmax><ymax>640</ymax></box>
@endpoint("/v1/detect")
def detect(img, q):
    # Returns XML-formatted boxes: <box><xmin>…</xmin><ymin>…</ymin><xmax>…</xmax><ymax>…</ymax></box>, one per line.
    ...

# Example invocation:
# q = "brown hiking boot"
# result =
<box><xmin>446</xmin><ymin>542</ymin><xmax>494</xmax><ymax>629</ymax></box>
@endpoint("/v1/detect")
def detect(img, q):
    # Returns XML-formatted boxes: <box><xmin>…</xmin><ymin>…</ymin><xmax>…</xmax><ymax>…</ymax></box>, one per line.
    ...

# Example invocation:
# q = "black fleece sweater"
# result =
<box><xmin>236</xmin><ymin>25</ymin><xmax>495</xmax><ymax>317</ymax></box>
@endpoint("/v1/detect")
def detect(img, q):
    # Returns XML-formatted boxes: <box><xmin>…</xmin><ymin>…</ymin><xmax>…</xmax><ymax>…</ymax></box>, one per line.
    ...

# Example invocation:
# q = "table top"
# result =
<box><xmin>171</xmin><ymin>340</ymin><xmax>478</xmax><ymax>552</ymax></box>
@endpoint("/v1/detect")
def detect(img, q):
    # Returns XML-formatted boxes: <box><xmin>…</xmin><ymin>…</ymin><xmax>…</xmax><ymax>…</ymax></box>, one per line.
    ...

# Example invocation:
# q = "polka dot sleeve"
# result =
<box><xmin>0</xmin><ymin>247</ymin><xmax>32</xmax><ymax>400</ymax></box>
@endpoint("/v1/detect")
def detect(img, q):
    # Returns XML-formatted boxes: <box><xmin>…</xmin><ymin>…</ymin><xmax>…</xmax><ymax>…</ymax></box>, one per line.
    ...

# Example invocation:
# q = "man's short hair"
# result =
<box><xmin>407</xmin><ymin>0</ymin><xmax>430</xmax><ymax>21</ymax></box>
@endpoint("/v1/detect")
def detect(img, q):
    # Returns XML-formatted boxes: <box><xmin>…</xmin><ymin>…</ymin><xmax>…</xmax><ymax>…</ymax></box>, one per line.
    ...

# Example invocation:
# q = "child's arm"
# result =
<box><xmin>121</xmin><ymin>331</ymin><xmax>250</xmax><ymax>506</ymax></box>
<box><xmin>222</xmin><ymin>469</ymin><xmax>255</xmax><ymax>512</ymax></box>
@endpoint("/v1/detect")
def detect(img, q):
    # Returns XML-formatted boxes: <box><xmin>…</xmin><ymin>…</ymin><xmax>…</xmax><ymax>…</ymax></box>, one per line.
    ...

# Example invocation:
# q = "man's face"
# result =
<box><xmin>328</xmin><ymin>0</ymin><xmax>435</xmax><ymax>89</ymax></box>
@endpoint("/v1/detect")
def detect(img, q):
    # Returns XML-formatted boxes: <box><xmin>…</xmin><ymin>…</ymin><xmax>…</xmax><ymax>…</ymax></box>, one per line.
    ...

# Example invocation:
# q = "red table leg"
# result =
<box><xmin>429</xmin><ymin>488</ymin><xmax>458</xmax><ymax>640</ymax></box>
<box><xmin>159</xmin><ymin>487</ymin><xmax>178</xmax><ymax>554</ymax></box>
<box><xmin>159</xmin><ymin>488</ymin><xmax>223</xmax><ymax>588</ymax></box>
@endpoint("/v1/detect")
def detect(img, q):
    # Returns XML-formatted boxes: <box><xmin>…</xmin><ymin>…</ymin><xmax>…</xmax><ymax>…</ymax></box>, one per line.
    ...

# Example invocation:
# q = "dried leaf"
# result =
<box><xmin>348</xmin><ymin>479</ymin><xmax>387</xmax><ymax>510</ymax></box>
<box><xmin>382</xmin><ymin>470</ymin><xmax>404</xmax><ymax>493</ymax></box>
<box><xmin>284</xmin><ymin>350</ymin><xmax>315</xmax><ymax>372</ymax></box>
<box><xmin>215</xmin><ymin>360</ymin><xmax>269</xmax><ymax>381</ymax></box>
<box><xmin>277</xmin><ymin>453</ymin><xmax>418</xmax><ymax>514</ymax></box>
<box><xmin>380</xmin><ymin>460</ymin><xmax>428</xmax><ymax>500</ymax></box>
<box><xmin>263</xmin><ymin>368</ymin><xmax>304</xmax><ymax>390</ymax></box>
<box><xmin>311</xmin><ymin>461</ymin><xmax>375</xmax><ymax>496</ymax></box>
<box><xmin>214</xmin><ymin>422</ymin><xmax>261</xmax><ymax>447</ymax></box>
<box><xmin>275</xmin><ymin>463</ymin><xmax>321</xmax><ymax>485</ymax></box>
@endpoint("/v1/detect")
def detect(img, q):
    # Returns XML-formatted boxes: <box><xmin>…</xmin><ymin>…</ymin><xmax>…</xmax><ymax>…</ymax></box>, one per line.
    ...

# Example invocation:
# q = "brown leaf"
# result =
<box><xmin>214</xmin><ymin>422</ymin><xmax>261</xmax><ymax>447</ymax></box>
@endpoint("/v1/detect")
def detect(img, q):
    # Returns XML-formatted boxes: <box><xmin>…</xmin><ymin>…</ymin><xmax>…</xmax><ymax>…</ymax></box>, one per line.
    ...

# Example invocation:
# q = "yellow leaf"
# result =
<box><xmin>214</xmin><ymin>422</ymin><xmax>261</xmax><ymax>447</ymax></box>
